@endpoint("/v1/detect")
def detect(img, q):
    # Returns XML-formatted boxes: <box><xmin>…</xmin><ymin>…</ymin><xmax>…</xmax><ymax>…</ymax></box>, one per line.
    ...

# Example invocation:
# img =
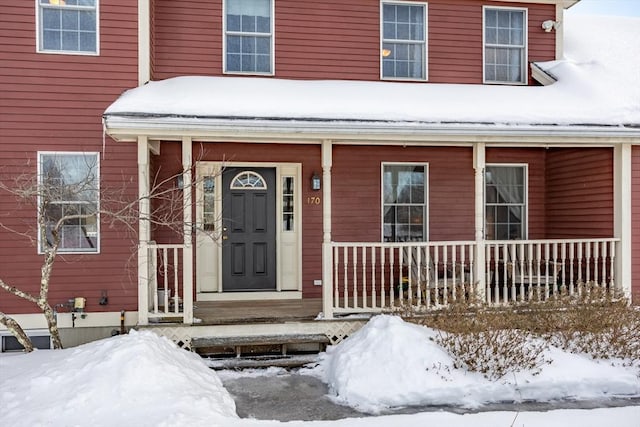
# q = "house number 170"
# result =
<box><xmin>307</xmin><ymin>196</ymin><xmax>321</xmax><ymax>205</ymax></box>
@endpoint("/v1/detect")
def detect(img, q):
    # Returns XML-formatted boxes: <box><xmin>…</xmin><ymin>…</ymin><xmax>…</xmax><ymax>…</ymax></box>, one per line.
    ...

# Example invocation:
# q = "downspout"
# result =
<box><xmin>138</xmin><ymin>0</ymin><xmax>151</xmax><ymax>85</ymax></box>
<box><xmin>321</xmin><ymin>140</ymin><xmax>334</xmax><ymax>319</ymax></box>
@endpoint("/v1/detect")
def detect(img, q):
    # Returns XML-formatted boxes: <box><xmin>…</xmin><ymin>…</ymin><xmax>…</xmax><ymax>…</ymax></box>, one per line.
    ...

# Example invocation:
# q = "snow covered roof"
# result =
<box><xmin>103</xmin><ymin>14</ymin><xmax>640</xmax><ymax>141</ymax></box>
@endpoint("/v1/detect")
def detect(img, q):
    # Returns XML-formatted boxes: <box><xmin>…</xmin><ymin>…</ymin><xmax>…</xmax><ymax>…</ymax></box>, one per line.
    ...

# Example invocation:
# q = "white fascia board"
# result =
<box><xmin>104</xmin><ymin>116</ymin><xmax>640</xmax><ymax>145</ymax></box>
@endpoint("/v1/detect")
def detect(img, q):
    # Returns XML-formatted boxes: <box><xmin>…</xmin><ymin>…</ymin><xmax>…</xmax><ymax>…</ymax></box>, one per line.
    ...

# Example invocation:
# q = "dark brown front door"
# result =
<box><xmin>221</xmin><ymin>167</ymin><xmax>276</xmax><ymax>291</ymax></box>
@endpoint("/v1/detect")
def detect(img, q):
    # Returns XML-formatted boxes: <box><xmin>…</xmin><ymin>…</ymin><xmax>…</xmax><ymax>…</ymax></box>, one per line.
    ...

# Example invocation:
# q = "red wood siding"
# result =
<box><xmin>152</xmin><ymin>0</ymin><xmax>556</xmax><ymax>84</ymax></box>
<box><xmin>632</xmin><ymin>146</ymin><xmax>640</xmax><ymax>304</ymax></box>
<box><xmin>0</xmin><ymin>3</ymin><xmax>139</xmax><ymax>315</ymax></box>
<box><xmin>545</xmin><ymin>148</ymin><xmax>614</xmax><ymax>238</ymax></box>
<box><xmin>332</xmin><ymin>146</ymin><xmax>475</xmax><ymax>242</ymax></box>
<box><xmin>486</xmin><ymin>148</ymin><xmax>546</xmax><ymax>239</ymax></box>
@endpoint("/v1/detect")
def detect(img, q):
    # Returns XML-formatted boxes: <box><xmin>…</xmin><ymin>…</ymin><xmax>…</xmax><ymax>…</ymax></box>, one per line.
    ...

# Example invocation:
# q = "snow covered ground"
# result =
<box><xmin>1</xmin><ymin>315</ymin><xmax>638</xmax><ymax>427</ymax></box>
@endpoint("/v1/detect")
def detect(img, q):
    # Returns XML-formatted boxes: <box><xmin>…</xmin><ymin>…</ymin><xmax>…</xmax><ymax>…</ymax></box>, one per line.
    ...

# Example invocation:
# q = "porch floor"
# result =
<box><xmin>193</xmin><ymin>298</ymin><xmax>324</xmax><ymax>325</ymax></box>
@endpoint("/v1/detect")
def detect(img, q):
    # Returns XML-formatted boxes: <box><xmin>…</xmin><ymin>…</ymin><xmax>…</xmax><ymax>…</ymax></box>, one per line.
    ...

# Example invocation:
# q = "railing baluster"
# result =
<box><xmin>380</xmin><ymin>246</ymin><xmax>386</xmax><ymax>308</ymax></box>
<box><xmin>389</xmin><ymin>247</ymin><xmax>395</xmax><ymax>308</ymax></box>
<box><xmin>362</xmin><ymin>246</ymin><xmax>367</xmax><ymax>309</ymax></box>
<box><xmin>371</xmin><ymin>247</ymin><xmax>377</xmax><ymax>309</ymax></box>
<box><xmin>162</xmin><ymin>248</ymin><xmax>169</xmax><ymax>313</ymax></box>
<box><xmin>173</xmin><ymin>248</ymin><xmax>179</xmax><ymax>313</ymax></box>
<box><xmin>585</xmin><ymin>242</ymin><xmax>592</xmax><ymax>289</ymax></box>
<box><xmin>569</xmin><ymin>243</ymin><xmax>575</xmax><ymax>296</ymax></box>
<box><xmin>577</xmin><ymin>243</ymin><xmax>583</xmax><ymax>294</ymax></box>
<box><xmin>333</xmin><ymin>246</ymin><xmax>339</xmax><ymax>309</ymax></box>
<box><xmin>593</xmin><ymin>242</ymin><xmax>600</xmax><ymax>289</ymax></box>
<box><xmin>343</xmin><ymin>247</ymin><xmax>349</xmax><ymax>309</ymax></box>
<box><xmin>609</xmin><ymin>241</ymin><xmax>616</xmax><ymax>293</ymax></box>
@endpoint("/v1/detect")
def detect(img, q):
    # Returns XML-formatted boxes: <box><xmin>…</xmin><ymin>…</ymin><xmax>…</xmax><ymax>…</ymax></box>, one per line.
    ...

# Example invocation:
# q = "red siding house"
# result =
<box><xmin>1</xmin><ymin>0</ymin><xmax>638</xmax><ymax>350</ymax></box>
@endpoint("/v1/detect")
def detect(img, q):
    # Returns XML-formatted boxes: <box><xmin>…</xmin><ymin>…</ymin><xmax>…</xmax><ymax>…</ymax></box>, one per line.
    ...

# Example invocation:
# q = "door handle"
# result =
<box><xmin>222</xmin><ymin>235</ymin><xmax>228</xmax><ymax>240</ymax></box>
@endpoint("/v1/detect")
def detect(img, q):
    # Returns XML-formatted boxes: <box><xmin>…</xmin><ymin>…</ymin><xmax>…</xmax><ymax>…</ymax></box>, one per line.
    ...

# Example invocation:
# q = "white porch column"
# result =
<box><xmin>182</xmin><ymin>137</ymin><xmax>194</xmax><ymax>323</ymax></box>
<box><xmin>473</xmin><ymin>143</ymin><xmax>486</xmax><ymax>301</ymax></box>
<box><xmin>137</xmin><ymin>136</ymin><xmax>150</xmax><ymax>325</ymax></box>
<box><xmin>614</xmin><ymin>144</ymin><xmax>632</xmax><ymax>299</ymax></box>
<box><xmin>321</xmin><ymin>140</ymin><xmax>334</xmax><ymax>319</ymax></box>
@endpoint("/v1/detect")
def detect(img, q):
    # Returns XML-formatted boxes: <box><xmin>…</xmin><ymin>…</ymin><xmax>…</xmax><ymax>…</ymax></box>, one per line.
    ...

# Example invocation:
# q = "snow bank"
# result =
<box><xmin>0</xmin><ymin>330</ymin><xmax>237</xmax><ymax>427</ymax></box>
<box><xmin>308</xmin><ymin>315</ymin><xmax>640</xmax><ymax>413</ymax></box>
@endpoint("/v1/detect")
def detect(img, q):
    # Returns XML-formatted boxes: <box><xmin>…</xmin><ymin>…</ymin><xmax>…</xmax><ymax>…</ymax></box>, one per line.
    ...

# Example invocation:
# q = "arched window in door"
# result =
<box><xmin>230</xmin><ymin>171</ymin><xmax>267</xmax><ymax>189</ymax></box>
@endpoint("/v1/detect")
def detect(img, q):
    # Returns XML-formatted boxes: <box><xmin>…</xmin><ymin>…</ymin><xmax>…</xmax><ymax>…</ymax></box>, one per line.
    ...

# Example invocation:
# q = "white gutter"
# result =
<box><xmin>103</xmin><ymin>115</ymin><xmax>640</xmax><ymax>144</ymax></box>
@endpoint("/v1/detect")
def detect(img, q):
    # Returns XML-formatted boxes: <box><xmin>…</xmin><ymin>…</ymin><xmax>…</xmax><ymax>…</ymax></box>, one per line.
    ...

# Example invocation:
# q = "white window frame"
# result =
<box><xmin>223</xmin><ymin>0</ymin><xmax>275</xmax><ymax>75</ymax></box>
<box><xmin>37</xmin><ymin>151</ymin><xmax>101</xmax><ymax>254</ymax></box>
<box><xmin>380</xmin><ymin>1</ymin><xmax>428</xmax><ymax>81</ymax></box>
<box><xmin>484</xmin><ymin>163</ymin><xmax>528</xmax><ymax>240</ymax></box>
<box><xmin>36</xmin><ymin>0</ymin><xmax>100</xmax><ymax>56</ymax></box>
<box><xmin>482</xmin><ymin>5</ymin><xmax>527</xmax><ymax>85</ymax></box>
<box><xmin>381</xmin><ymin>162</ymin><xmax>429</xmax><ymax>242</ymax></box>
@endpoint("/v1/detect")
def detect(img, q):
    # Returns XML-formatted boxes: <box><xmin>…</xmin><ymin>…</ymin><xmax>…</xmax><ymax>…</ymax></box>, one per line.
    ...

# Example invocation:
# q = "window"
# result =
<box><xmin>381</xmin><ymin>1</ymin><xmax>427</xmax><ymax>80</ymax></box>
<box><xmin>38</xmin><ymin>153</ymin><xmax>99</xmax><ymax>253</ymax></box>
<box><xmin>203</xmin><ymin>176</ymin><xmax>216</xmax><ymax>231</ymax></box>
<box><xmin>484</xmin><ymin>7</ymin><xmax>526</xmax><ymax>84</ymax></box>
<box><xmin>485</xmin><ymin>165</ymin><xmax>527</xmax><ymax>240</ymax></box>
<box><xmin>383</xmin><ymin>164</ymin><xmax>428</xmax><ymax>242</ymax></box>
<box><xmin>224</xmin><ymin>0</ymin><xmax>273</xmax><ymax>74</ymax></box>
<box><xmin>37</xmin><ymin>0</ymin><xmax>98</xmax><ymax>54</ymax></box>
<box><xmin>230</xmin><ymin>171</ymin><xmax>267</xmax><ymax>189</ymax></box>
<box><xmin>282</xmin><ymin>177</ymin><xmax>294</xmax><ymax>231</ymax></box>
<box><xmin>2</xmin><ymin>333</ymin><xmax>51</xmax><ymax>352</ymax></box>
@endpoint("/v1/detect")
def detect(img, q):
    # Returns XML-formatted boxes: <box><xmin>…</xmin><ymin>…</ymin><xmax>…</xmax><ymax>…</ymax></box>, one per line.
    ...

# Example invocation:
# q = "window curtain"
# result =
<box><xmin>487</xmin><ymin>166</ymin><xmax>523</xmax><ymax>232</ymax></box>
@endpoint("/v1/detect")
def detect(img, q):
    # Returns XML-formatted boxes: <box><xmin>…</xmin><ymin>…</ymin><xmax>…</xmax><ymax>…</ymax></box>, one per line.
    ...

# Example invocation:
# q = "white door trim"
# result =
<box><xmin>195</xmin><ymin>161</ymin><xmax>302</xmax><ymax>300</ymax></box>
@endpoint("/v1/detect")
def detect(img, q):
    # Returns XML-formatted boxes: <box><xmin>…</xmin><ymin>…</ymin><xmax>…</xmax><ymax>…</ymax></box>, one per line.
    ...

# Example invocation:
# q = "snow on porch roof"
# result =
<box><xmin>103</xmin><ymin>14</ymin><xmax>640</xmax><ymax>137</ymax></box>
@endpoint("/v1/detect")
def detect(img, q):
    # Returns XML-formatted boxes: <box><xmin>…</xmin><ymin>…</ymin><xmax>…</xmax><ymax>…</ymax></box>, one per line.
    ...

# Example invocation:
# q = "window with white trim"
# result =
<box><xmin>224</xmin><ymin>0</ymin><xmax>273</xmax><ymax>74</ymax></box>
<box><xmin>483</xmin><ymin>7</ymin><xmax>526</xmax><ymax>84</ymax></box>
<box><xmin>383</xmin><ymin>164</ymin><xmax>428</xmax><ymax>242</ymax></box>
<box><xmin>381</xmin><ymin>2</ymin><xmax>427</xmax><ymax>80</ymax></box>
<box><xmin>38</xmin><ymin>153</ymin><xmax>99</xmax><ymax>253</ymax></box>
<box><xmin>37</xmin><ymin>0</ymin><xmax>98</xmax><ymax>54</ymax></box>
<box><xmin>485</xmin><ymin>165</ymin><xmax>527</xmax><ymax>240</ymax></box>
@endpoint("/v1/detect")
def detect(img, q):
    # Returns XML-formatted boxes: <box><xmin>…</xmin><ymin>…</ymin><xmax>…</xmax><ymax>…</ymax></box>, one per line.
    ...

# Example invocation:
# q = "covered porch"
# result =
<box><xmin>131</xmin><ymin>138</ymin><xmax>631</xmax><ymax>325</ymax></box>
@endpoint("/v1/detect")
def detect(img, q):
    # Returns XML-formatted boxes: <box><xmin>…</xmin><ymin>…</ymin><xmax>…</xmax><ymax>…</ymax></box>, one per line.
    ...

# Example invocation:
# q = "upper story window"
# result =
<box><xmin>382</xmin><ymin>164</ymin><xmax>428</xmax><ymax>242</ymax></box>
<box><xmin>381</xmin><ymin>2</ymin><xmax>427</xmax><ymax>81</ymax></box>
<box><xmin>483</xmin><ymin>7</ymin><xmax>527</xmax><ymax>84</ymax></box>
<box><xmin>37</xmin><ymin>0</ymin><xmax>98</xmax><ymax>55</ymax></box>
<box><xmin>224</xmin><ymin>0</ymin><xmax>273</xmax><ymax>75</ymax></box>
<box><xmin>485</xmin><ymin>165</ymin><xmax>527</xmax><ymax>240</ymax></box>
<box><xmin>38</xmin><ymin>152</ymin><xmax>100</xmax><ymax>253</ymax></box>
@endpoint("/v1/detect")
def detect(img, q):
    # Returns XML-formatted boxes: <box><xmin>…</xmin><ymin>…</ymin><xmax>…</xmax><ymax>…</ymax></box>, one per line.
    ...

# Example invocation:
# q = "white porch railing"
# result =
<box><xmin>485</xmin><ymin>238</ymin><xmax>620</xmax><ymax>305</ymax></box>
<box><xmin>330</xmin><ymin>241</ymin><xmax>477</xmax><ymax>314</ymax></box>
<box><xmin>327</xmin><ymin>238</ymin><xmax>621</xmax><ymax>316</ymax></box>
<box><xmin>146</xmin><ymin>243</ymin><xmax>186</xmax><ymax>321</ymax></box>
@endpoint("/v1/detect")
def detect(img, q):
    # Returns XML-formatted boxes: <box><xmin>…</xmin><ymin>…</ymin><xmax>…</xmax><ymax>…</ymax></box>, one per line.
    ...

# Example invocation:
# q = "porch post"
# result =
<box><xmin>473</xmin><ymin>143</ymin><xmax>486</xmax><ymax>301</ymax></box>
<box><xmin>614</xmin><ymin>144</ymin><xmax>632</xmax><ymax>299</ymax></box>
<box><xmin>137</xmin><ymin>136</ymin><xmax>150</xmax><ymax>326</ymax></box>
<box><xmin>182</xmin><ymin>136</ymin><xmax>194</xmax><ymax>323</ymax></box>
<box><xmin>321</xmin><ymin>139</ymin><xmax>334</xmax><ymax>319</ymax></box>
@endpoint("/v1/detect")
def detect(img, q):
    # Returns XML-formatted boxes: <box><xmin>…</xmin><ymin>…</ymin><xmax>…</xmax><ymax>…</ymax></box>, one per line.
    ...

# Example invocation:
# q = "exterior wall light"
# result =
<box><xmin>311</xmin><ymin>172</ymin><xmax>321</xmax><ymax>191</ymax></box>
<box><xmin>541</xmin><ymin>20</ymin><xmax>559</xmax><ymax>32</ymax></box>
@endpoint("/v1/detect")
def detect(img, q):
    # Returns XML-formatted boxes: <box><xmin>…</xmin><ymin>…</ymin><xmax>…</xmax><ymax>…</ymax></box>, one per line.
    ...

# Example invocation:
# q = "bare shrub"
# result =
<box><xmin>404</xmin><ymin>283</ymin><xmax>639</xmax><ymax>379</ymax></box>
<box><xmin>406</xmin><ymin>301</ymin><xmax>550</xmax><ymax>381</ymax></box>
